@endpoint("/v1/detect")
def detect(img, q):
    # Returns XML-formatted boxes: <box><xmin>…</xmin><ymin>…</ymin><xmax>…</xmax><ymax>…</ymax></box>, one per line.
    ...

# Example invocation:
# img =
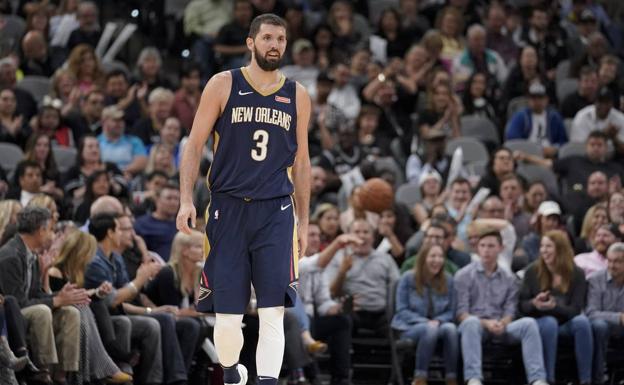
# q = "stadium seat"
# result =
<box><xmin>506</xmin><ymin>96</ymin><xmax>528</xmax><ymax>121</ymax></box>
<box><xmin>16</xmin><ymin>76</ymin><xmax>51</xmax><ymax>104</ymax></box>
<box><xmin>504</xmin><ymin>139</ymin><xmax>543</xmax><ymax>157</ymax></box>
<box><xmin>395</xmin><ymin>183</ymin><xmax>421</xmax><ymax>209</ymax></box>
<box><xmin>556</xmin><ymin>78</ymin><xmax>578</xmax><ymax>102</ymax></box>
<box><xmin>0</xmin><ymin>142</ymin><xmax>24</xmax><ymax>175</ymax></box>
<box><xmin>460</xmin><ymin>115</ymin><xmax>500</xmax><ymax>145</ymax></box>
<box><xmin>52</xmin><ymin>146</ymin><xmax>78</xmax><ymax>173</ymax></box>
<box><xmin>517</xmin><ymin>164</ymin><xmax>559</xmax><ymax>198</ymax></box>
<box><xmin>558</xmin><ymin>142</ymin><xmax>585</xmax><ymax>159</ymax></box>
<box><xmin>564</xmin><ymin>118</ymin><xmax>573</xmax><ymax>137</ymax></box>
<box><xmin>101</xmin><ymin>60</ymin><xmax>131</xmax><ymax>76</ymax></box>
<box><xmin>445</xmin><ymin>137</ymin><xmax>489</xmax><ymax>164</ymax></box>
<box><xmin>555</xmin><ymin>60</ymin><xmax>572</xmax><ymax>85</ymax></box>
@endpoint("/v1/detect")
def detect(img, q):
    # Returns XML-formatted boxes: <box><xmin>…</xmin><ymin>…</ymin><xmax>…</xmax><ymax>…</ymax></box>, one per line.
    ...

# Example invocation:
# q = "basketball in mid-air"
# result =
<box><xmin>358</xmin><ymin>178</ymin><xmax>394</xmax><ymax>213</ymax></box>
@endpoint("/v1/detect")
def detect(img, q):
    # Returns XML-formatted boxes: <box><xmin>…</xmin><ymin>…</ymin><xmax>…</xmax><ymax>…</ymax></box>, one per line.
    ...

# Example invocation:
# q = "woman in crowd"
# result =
<box><xmin>520</xmin><ymin>201</ymin><xmax>564</xmax><ymax>265</ymax></box>
<box><xmin>523</xmin><ymin>181</ymin><xmax>548</xmax><ymax>216</ymax></box>
<box><xmin>47</xmin><ymin>230</ymin><xmax>132</xmax><ymax>384</ymax></box>
<box><xmin>66</xmin><ymin>44</ymin><xmax>104</xmax><ymax>93</ymax></box>
<box><xmin>312</xmin><ymin>24</ymin><xmax>335</xmax><ymax>71</ymax></box>
<box><xmin>143</xmin><ymin>230</ymin><xmax>205</xmax><ymax>371</ymax></box>
<box><xmin>412</xmin><ymin>170</ymin><xmax>444</xmax><ymax>227</ymax></box>
<box><xmin>327</xmin><ymin>1</ymin><xmax>371</xmax><ymax>57</ymax></box>
<box><xmin>436</xmin><ymin>7</ymin><xmax>465</xmax><ymax>69</ymax></box>
<box><xmin>130</xmin><ymin>143</ymin><xmax>176</xmax><ymax>194</ymax></box>
<box><xmin>391</xmin><ymin>244</ymin><xmax>458</xmax><ymax>385</ymax></box>
<box><xmin>576</xmin><ymin>203</ymin><xmax>609</xmax><ymax>254</ymax></box>
<box><xmin>519</xmin><ymin>230</ymin><xmax>592</xmax><ymax>385</ymax></box>
<box><xmin>418</xmin><ymin>81</ymin><xmax>461</xmax><ymax>141</ymax></box>
<box><xmin>62</xmin><ymin>135</ymin><xmax>127</xmax><ymax>201</ymax></box>
<box><xmin>502</xmin><ymin>46</ymin><xmax>553</xmax><ymax>105</ymax></box>
<box><xmin>0</xmin><ymin>88</ymin><xmax>29</xmax><ymax>149</ymax></box>
<box><xmin>0</xmin><ymin>200</ymin><xmax>22</xmax><ymax>241</ymax></box>
<box><xmin>23</xmin><ymin>133</ymin><xmax>64</xmax><ymax>199</ymax></box>
<box><xmin>134</xmin><ymin>47</ymin><xmax>172</xmax><ymax>93</ymax></box>
<box><xmin>50</xmin><ymin>69</ymin><xmax>80</xmax><ymax>117</ymax></box>
<box><xmin>477</xmin><ymin>147</ymin><xmax>516</xmax><ymax>197</ymax></box>
<box><xmin>374</xmin><ymin>8</ymin><xmax>411</xmax><ymax>59</ymax></box>
<box><xmin>313</xmin><ymin>203</ymin><xmax>342</xmax><ymax>251</ymax></box>
<box><xmin>461</xmin><ymin>72</ymin><xmax>497</xmax><ymax>125</ymax></box>
<box><xmin>31</xmin><ymin>98</ymin><xmax>74</xmax><ymax>147</ymax></box>
<box><xmin>376</xmin><ymin>205</ymin><xmax>412</xmax><ymax>264</ymax></box>
<box><xmin>73</xmin><ymin>169</ymin><xmax>113</xmax><ymax>224</ymax></box>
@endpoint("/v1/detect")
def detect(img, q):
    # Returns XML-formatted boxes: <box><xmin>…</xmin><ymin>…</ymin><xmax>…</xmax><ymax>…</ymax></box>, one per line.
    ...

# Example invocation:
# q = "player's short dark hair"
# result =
<box><xmin>588</xmin><ymin>130</ymin><xmax>609</xmax><ymax>142</ymax></box>
<box><xmin>478</xmin><ymin>230</ymin><xmax>503</xmax><ymax>245</ymax></box>
<box><xmin>248</xmin><ymin>13</ymin><xmax>287</xmax><ymax>39</ymax></box>
<box><xmin>89</xmin><ymin>212</ymin><xmax>119</xmax><ymax>242</ymax></box>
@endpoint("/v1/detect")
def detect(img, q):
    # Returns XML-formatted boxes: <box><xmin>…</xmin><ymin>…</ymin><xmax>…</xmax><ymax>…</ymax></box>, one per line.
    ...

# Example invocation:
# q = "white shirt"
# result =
<box><xmin>328</xmin><ymin>84</ymin><xmax>361</xmax><ymax>120</ymax></box>
<box><xmin>20</xmin><ymin>190</ymin><xmax>36</xmax><ymax>207</ymax></box>
<box><xmin>570</xmin><ymin>105</ymin><xmax>624</xmax><ymax>142</ymax></box>
<box><xmin>529</xmin><ymin>111</ymin><xmax>550</xmax><ymax>146</ymax></box>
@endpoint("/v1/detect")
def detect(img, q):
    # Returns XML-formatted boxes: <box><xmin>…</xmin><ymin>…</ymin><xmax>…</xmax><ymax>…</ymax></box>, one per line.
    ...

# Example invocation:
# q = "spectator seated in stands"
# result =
<box><xmin>67</xmin><ymin>1</ymin><xmax>101</xmax><ymax>51</ymax></box>
<box><xmin>451</xmin><ymin>24</ymin><xmax>507</xmax><ymax>92</ymax></box>
<box><xmin>444</xmin><ymin>178</ymin><xmax>473</xmax><ymax>243</ymax></box>
<box><xmin>327</xmin><ymin>62</ymin><xmax>361</xmax><ymax>120</ymax></box>
<box><xmin>130</xmin><ymin>87</ymin><xmax>175</xmax><ymax>147</ymax></box>
<box><xmin>455</xmin><ymin>230</ymin><xmax>548</xmax><ymax>385</ymax></box>
<box><xmin>0</xmin><ymin>207</ymin><xmax>87</xmax><ymax>384</ymax></box>
<box><xmin>575</xmin><ymin>223</ymin><xmax>623</xmax><ymax>277</ymax></box>
<box><xmin>597</xmin><ymin>55</ymin><xmax>623</xmax><ymax>110</ymax></box>
<box><xmin>20</xmin><ymin>30</ymin><xmax>54</xmax><ymax>77</ymax></box>
<box><xmin>97</xmin><ymin>105</ymin><xmax>148</xmax><ymax>180</ymax></box>
<box><xmin>132</xmin><ymin>48</ymin><xmax>173</xmax><ymax>94</ymax></box>
<box><xmin>104</xmin><ymin>69</ymin><xmax>144</xmax><ymax>129</ymax></box>
<box><xmin>293</xmin><ymin>224</ymin><xmax>353</xmax><ymax>385</ymax></box>
<box><xmin>65</xmin><ymin>88</ymin><xmax>105</xmax><ymax>142</ymax></box>
<box><xmin>0</xmin><ymin>57</ymin><xmax>37</xmax><ymax>121</ymax></box>
<box><xmin>518</xmin><ymin>230</ymin><xmax>592</xmax><ymax>385</ymax></box>
<box><xmin>586</xmin><ymin>242</ymin><xmax>624</xmax><ymax>385</ymax></box>
<box><xmin>571</xmin><ymin>87</ymin><xmax>624</xmax><ymax>155</ymax></box>
<box><xmin>560</xmin><ymin>66</ymin><xmax>598</xmax><ymax>119</ymax></box>
<box><xmin>325</xmin><ymin>218</ymin><xmax>399</xmax><ymax>335</ymax></box>
<box><xmin>505</xmin><ymin>82</ymin><xmax>567</xmax><ymax>158</ymax></box>
<box><xmin>0</xmin><ymin>88</ymin><xmax>29</xmax><ymax>148</ymax></box>
<box><xmin>172</xmin><ymin>64</ymin><xmax>201</xmax><ymax>134</ymax></box>
<box><xmin>499</xmin><ymin>174</ymin><xmax>531</xmax><ymax>242</ymax></box>
<box><xmin>281</xmin><ymin>39</ymin><xmax>320</xmax><ymax>99</ymax></box>
<box><xmin>392</xmin><ymin>244</ymin><xmax>459</xmax><ymax>385</ymax></box>
<box><xmin>6</xmin><ymin>160</ymin><xmax>43</xmax><ymax>208</ymax></box>
<box><xmin>134</xmin><ymin>183</ymin><xmax>179</xmax><ymax>261</ymax></box>
<box><xmin>471</xmin><ymin>196</ymin><xmax>517</xmax><ymax>271</ymax></box>
<box><xmin>484</xmin><ymin>3</ymin><xmax>518</xmax><ymax>66</ymax></box>
<box><xmin>23</xmin><ymin>134</ymin><xmax>64</xmax><ymax>200</ymax></box>
<box><xmin>576</xmin><ymin>203</ymin><xmax>609</xmax><ymax>254</ymax></box>
<box><xmin>520</xmin><ymin>201</ymin><xmax>564</xmax><ymax>265</ymax></box>
<box><xmin>214</xmin><ymin>0</ymin><xmax>253</xmax><ymax>71</ymax></box>
<box><xmin>84</xmin><ymin>212</ymin><xmax>167</xmax><ymax>385</ymax></box>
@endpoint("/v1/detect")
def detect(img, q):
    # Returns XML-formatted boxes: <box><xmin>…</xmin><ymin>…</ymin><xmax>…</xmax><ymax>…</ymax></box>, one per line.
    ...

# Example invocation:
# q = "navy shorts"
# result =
<box><xmin>197</xmin><ymin>193</ymin><xmax>299</xmax><ymax>314</ymax></box>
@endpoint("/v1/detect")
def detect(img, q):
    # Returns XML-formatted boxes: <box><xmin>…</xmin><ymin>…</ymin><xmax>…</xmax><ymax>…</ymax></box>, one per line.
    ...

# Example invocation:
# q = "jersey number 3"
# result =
<box><xmin>251</xmin><ymin>129</ymin><xmax>269</xmax><ymax>161</ymax></box>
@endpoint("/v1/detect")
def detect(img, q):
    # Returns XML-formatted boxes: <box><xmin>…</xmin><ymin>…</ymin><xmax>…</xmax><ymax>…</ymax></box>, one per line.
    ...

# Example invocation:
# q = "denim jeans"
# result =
<box><xmin>401</xmin><ymin>322</ymin><xmax>458</xmax><ymax>379</ymax></box>
<box><xmin>290</xmin><ymin>296</ymin><xmax>310</xmax><ymax>332</ymax></box>
<box><xmin>459</xmin><ymin>316</ymin><xmax>547</xmax><ymax>383</ymax></box>
<box><xmin>536</xmin><ymin>315</ymin><xmax>593</xmax><ymax>383</ymax></box>
<box><xmin>591</xmin><ymin>319</ymin><xmax>624</xmax><ymax>384</ymax></box>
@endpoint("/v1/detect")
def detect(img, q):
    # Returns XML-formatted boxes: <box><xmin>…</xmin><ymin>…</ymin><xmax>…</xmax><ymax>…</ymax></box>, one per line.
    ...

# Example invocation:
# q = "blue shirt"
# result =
<box><xmin>84</xmin><ymin>247</ymin><xmax>130</xmax><ymax>290</ymax></box>
<box><xmin>98</xmin><ymin>133</ymin><xmax>147</xmax><ymax>169</ymax></box>
<box><xmin>134</xmin><ymin>214</ymin><xmax>177</xmax><ymax>261</ymax></box>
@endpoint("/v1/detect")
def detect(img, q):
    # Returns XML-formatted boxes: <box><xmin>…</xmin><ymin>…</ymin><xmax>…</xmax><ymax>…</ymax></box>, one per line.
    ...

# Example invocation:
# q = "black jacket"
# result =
<box><xmin>0</xmin><ymin>235</ymin><xmax>54</xmax><ymax>308</ymax></box>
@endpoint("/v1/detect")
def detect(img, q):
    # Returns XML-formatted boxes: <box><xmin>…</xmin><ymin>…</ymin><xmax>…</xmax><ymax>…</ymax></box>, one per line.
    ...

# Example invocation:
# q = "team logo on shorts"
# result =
<box><xmin>198</xmin><ymin>272</ymin><xmax>212</xmax><ymax>301</ymax></box>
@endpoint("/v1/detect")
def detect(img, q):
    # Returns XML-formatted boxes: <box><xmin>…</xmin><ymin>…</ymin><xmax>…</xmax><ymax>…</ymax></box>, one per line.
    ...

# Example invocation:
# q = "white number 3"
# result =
<box><xmin>251</xmin><ymin>129</ymin><xmax>269</xmax><ymax>161</ymax></box>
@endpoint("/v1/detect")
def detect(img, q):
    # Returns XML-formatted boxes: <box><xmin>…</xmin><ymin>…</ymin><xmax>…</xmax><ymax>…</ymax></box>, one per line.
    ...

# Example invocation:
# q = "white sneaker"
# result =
<box><xmin>224</xmin><ymin>364</ymin><xmax>248</xmax><ymax>385</ymax></box>
<box><xmin>467</xmin><ymin>379</ymin><xmax>483</xmax><ymax>385</ymax></box>
<box><xmin>532</xmin><ymin>380</ymin><xmax>549</xmax><ymax>385</ymax></box>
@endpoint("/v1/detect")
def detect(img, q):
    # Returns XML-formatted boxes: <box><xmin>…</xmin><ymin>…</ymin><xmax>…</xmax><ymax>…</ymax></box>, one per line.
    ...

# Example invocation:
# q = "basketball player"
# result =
<box><xmin>176</xmin><ymin>14</ymin><xmax>311</xmax><ymax>385</ymax></box>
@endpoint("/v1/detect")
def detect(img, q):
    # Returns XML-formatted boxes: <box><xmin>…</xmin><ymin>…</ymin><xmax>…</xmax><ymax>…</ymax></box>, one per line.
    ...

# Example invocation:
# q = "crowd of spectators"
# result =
<box><xmin>1</xmin><ymin>0</ymin><xmax>624</xmax><ymax>385</ymax></box>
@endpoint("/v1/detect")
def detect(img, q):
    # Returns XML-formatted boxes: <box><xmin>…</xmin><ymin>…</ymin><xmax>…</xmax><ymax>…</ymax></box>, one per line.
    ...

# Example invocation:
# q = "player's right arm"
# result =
<box><xmin>177</xmin><ymin>71</ymin><xmax>232</xmax><ymax>234</ymax></box>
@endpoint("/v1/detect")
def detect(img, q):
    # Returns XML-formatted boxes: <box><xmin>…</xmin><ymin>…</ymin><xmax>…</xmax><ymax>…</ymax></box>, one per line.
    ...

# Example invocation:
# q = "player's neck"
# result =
<box><xmin>245</xmin><ymin>63</ymin><xmax>281</xmax><ymax>88</ymax></box>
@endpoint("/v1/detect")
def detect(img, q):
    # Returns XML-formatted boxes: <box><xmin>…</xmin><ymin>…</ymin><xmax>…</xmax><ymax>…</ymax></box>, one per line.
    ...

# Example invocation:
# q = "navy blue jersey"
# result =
<box><xmin>207</xmin><ymin>67</ymin><xmax>298</xmax><ymax>200</ymax></box>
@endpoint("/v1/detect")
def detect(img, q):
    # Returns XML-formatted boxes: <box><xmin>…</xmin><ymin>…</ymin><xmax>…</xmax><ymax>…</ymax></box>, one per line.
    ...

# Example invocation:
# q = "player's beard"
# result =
<box><xmin>254</xmin><ymin>46</ymin><xmax>282</xmax><ymax>71</ymax></box>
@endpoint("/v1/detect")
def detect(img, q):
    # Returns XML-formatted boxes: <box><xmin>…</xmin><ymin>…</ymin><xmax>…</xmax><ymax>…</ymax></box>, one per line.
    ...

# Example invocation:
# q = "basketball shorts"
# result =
<box><xmin>197</xmin><ymin>192</ymin><xmax>299</xmax><ymax>314</ymax></box>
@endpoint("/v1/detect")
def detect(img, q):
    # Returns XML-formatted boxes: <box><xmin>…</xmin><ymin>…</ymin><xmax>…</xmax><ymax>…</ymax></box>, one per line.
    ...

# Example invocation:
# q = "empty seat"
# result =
<box><xmin>52</xmin><ymin>146</ymin><xmax>77</xmax><ymax>173</ymax></box>
<box><xmin>460</xmin><ymin>115</ymin><xmax>500</xmax><ymax>145</ymax></box>
<box><xmin>0</xmin><ymin>142</ymin><xmax>24</xmax><ymax>174</ymax></box>
<box><xmin>504</xmin><ymin>139</ymin><xmax>543</xmax><ymax>157</ymax></box>
<box><xmin>16</xmin><ymin>76</ymin><xmax>51</xmax><ymax>104</ymax></box>
<box><xmin>445</xmin><ymin>137</ymin><xmax>489</xmax><ymax>164</ymax></box>
<box><xmin>517</xmin><ymin>164</ymin><xmax>559</xmax><ymax>198</ymax></box>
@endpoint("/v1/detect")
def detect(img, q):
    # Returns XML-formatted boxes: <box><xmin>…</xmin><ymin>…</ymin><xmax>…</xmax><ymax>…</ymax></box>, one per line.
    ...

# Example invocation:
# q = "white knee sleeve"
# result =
<box><xmin>256</xmin><ymin>306</ymin><xmax>285</xmax><ymax>378</ymax></box>
<box><xmin>214</xmin><ymin>313</ymin><xmax>245</xmax><ymax>367</ymax></box>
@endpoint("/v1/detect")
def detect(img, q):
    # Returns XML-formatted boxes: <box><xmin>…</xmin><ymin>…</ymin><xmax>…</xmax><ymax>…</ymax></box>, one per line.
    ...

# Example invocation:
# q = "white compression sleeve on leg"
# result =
<box><xmin>256</xmin><ymin>306</ymin><xmax>285</xmax><ymax>378</ymax></box>
<box><xmin>214</xmin><ymin>313</ymin><xmax>245</xmax><ymax>367</ymax></box>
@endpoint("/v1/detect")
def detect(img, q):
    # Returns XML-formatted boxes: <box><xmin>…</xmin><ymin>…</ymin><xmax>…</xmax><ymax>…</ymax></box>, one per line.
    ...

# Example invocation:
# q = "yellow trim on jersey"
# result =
<box><xmin>291</xmin><ymin>195</ymin><xmax>299</xmax><ymax>279</ymax></box>
<box><xmin>240</xmin><ymin>67</ymin><xmax>286</xmax><ymax>96</ymax></box>
<box><xmin>287</xmin><ymin>165</ymin><xmax>293</xmax><ymax>185</ymax></box>
<box><xmin>205</xmin><ymin>131</ymin><xmax>221</xmax><ymax>190</ymax></box>
<box><xmin>203</xmin><ymin>202</ymin><xmax>211</xmax><ymax>257</ymax></box>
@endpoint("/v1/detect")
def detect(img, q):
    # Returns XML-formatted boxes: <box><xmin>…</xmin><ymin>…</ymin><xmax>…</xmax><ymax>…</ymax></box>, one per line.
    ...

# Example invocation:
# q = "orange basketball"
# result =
<box><xmin>358</xmin><ymin>178</ymin><xmax>394</xmax><ymax>213</ymax></box>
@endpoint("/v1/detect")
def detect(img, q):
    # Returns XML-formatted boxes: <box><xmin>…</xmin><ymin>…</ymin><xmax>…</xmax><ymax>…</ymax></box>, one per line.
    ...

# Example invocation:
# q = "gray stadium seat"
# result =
<box><xmin>507</xmin><ymin>96</ymin><xmax>528</xmax><ymax>121</ymax></box>
<box><xmin>0</xmin><ymin>142</ymin><xmax>24</xmax><ymax>174</ymax></box>
<box><xmin>394</xmin><ymin>183</ymin><xmax>421</xmax><ymax>209</ymax></box>
<box><xmin>504</xmin><ymin>139</ymin><xmax>543</xmax><ymax>157</ymax></box>
<box><xmin>558</xmin><ymin>142</ymin><xmax>585</xmax><ymax>159</ymax></box>
<box><xmin>460</xmin><ymin>115</ymin><xmax>500</xmax><ymax>145</ymax></box>
<box><xmin>555</xmin><ymin>60</ymin><xmax>571</xmax><ymax>85</ymax></box>
<box><xmin>16</xmin><ymin>76</ymin><xmax>51</xmax><ymax>104</ymax></box>
<box><xmin>52</xmin><ymin>146</ymin><xmax>77</xmax><ymax>173</ymax></box>
<box><xmin>445</xmin><ymin>137</ymin><xmax>489</xmax><ymax>164</ymax></box>
<box><xmin>101</xmin><ymin>60</ymin><xmax>131</xmax><ymax>76</ymax></box>
<box><xmin>517</xmin><ymin>164</ymin><xmax>559</xmax><ymax>198</ymax></box>
<box><xmin>557</xmin><ymin>78</ymin><xmax>578</xmax><ymax>102</ymax></box>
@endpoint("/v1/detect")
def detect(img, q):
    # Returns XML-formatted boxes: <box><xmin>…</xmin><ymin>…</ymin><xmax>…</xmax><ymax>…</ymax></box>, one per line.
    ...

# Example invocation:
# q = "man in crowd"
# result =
<box><xmin>0</xmin><ymin>207</ymin><xmax>87</xmax><ymax>383</ymax></box>
<box><xmin>6</xmin><ymin>160</ymin><xmax>43</xmax><ymax>207</ymax></box>
<box><xmin>130</xmin><ymin>88</ymin><xmax>175</xmax><ymax>146</ymax></box>
<box><xmin>571</xmin><ymin>87</ymin><xmax>624</xmax><ymax>154</ymax></box>
<box><xmin>66</xmin><ymin>89</ymin><xmax>105</xmax><ymax>142</ymax></box>
<box><xmin>134</xmin><ymin>183</ymin><xmax>179</xmax><ymax>261</ymax></box>
<box><xmin>325</xmin><ymin>218</ymin><xmax>399</xmax><ymax>334</ymax></box>
<box><xmin>455</xmin><ymin>231</ymin><xmax>548</xmax><ymax>385</ymax></box>
<box><xmin>560</xmin><ymin>66</ymin><xmax>599</xmax><ymax>119</ymax></box>
<box><xmin>576</xmin><ymin>224</ymin><xmax>623</xmax><ymax>277</ymax></box>
<box><xmin>587</xmin><ymin>242</ymin><xmax>624</xmax><ymax>385</ymax></box>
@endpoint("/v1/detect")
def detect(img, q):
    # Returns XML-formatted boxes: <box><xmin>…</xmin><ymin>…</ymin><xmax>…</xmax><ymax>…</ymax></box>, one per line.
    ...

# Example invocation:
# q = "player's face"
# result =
<box><xmin>249</xmin><ymin>24</ymin><xmax>287</xmax><ymax>71</ymax></box>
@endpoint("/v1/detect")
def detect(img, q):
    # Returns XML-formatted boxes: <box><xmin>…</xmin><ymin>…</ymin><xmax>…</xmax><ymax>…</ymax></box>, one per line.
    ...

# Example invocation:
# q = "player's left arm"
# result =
<box><xmin>292</xmin><ymin>82</ymin><xmax>312</xmax><ymax>256</ymax></box>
